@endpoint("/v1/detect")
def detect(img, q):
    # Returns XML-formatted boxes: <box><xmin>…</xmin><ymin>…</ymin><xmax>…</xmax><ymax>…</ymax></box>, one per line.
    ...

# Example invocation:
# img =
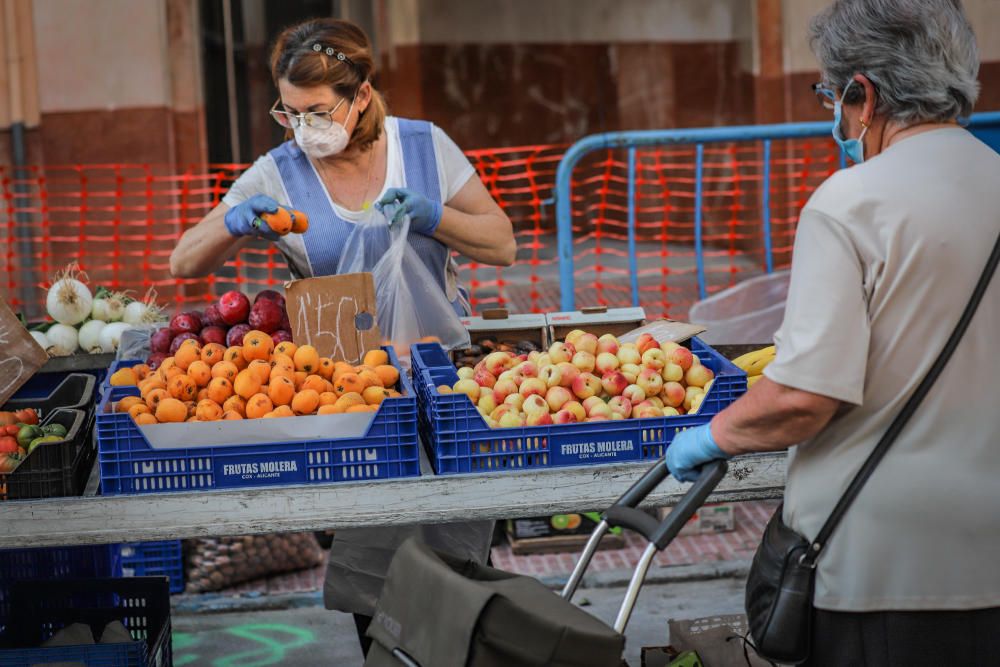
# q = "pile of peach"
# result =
<box><xmin>109</xmin><ymin>333</ymin><xmax>401</xmax><ymax>424</ymax></box>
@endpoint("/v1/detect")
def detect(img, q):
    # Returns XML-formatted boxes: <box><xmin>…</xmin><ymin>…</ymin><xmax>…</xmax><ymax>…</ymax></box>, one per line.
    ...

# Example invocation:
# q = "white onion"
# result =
<box><xmin>78</xmin><ymin>319</ymin><xmax>109</xmax><ymax>353</ymax></box>
<box><xmin>46</xmin><ymin>324</ymin><xmax>79</xmax><ymax>356</ymax></box>
<box><xmin>30</xmin><ymin>331</ymin><xmax>54</xmax><ymax>355</ymax></box>
<box><xmin>91</xmin><ymin>299</ymin><xmax>111</xmax><ymax>321</ymax></box>
<box><xmin>123</xmin><ymin>301</ymin><xmax>149</xmax><ymax>325</ymax></box>
<box><xmin>47</xmin><ymin>278</ymin><xmax>93</xmax><ymax>325</ymax></box>
<box><xmin>98</xmin><ymin>322</ymin><xmax>132</xmax><ymax>352</ymax></box>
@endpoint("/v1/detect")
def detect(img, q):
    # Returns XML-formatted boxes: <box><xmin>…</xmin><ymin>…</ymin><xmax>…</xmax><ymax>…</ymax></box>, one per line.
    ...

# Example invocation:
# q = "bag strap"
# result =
<box><xmin>802</xmin><ymin>230</ymin><xmax>1000</xmax><ymax>567</ymax></box>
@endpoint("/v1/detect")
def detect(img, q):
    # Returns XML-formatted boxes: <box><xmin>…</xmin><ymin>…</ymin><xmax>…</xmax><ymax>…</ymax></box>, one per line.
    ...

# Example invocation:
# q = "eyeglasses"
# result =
<box><xmin>811</xmin><ymin>82</ymin><xmax>837</xmax><ymax>110</ymax></box>
<box><xmin>269</xmin><ymin>97</ymin><xmax>347</xmax><ymax>130</ymax></box>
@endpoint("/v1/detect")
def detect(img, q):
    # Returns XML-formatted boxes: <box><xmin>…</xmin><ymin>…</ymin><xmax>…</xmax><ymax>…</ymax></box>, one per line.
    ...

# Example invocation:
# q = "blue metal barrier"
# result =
<box><xmin>555</xmin><ymin>111</ymin><xmax>1000</xmax><ymax>312</ymax></box>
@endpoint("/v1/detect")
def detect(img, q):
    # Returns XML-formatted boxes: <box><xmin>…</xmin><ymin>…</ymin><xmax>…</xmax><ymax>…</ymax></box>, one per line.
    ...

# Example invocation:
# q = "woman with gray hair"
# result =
<box><xmin>666</xmin><ymin>0</ymin><xmax>999</xmax><ymax>663</ymax></box>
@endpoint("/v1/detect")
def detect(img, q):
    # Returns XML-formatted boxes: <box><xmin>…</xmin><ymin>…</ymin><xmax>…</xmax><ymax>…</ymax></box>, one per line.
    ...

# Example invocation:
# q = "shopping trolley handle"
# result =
<box><xmin>603</xmin><ymin>460</ymin><xmax>728</xmax><ymax>550</ymax></box>
<box><xmin>613</xmin><ymin>456</ymin><xmax>671</xmax><ymax>509</ymax></box>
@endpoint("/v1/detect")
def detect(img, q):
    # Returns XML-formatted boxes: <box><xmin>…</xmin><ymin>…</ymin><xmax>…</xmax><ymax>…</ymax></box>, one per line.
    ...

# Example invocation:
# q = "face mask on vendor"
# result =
<box><xmin>291</xmin><ymin>95</ymin><xmax>357</xmax><ymax>159</ymax></box>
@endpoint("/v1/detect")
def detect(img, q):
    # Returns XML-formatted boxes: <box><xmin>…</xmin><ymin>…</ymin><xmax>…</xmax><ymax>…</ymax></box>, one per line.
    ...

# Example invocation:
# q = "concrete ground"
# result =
<box><xmin>171</xmin><ymin>574</ymin><xmax>748</xmax><ymax>666</ymax></box>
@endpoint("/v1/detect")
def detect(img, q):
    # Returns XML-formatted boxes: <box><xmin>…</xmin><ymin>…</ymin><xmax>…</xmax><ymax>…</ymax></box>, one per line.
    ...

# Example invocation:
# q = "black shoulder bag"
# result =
<box><xmin>745</xmin><ymin>231</ymin><xmax>1000</xmax><ymax>664</ymax></box>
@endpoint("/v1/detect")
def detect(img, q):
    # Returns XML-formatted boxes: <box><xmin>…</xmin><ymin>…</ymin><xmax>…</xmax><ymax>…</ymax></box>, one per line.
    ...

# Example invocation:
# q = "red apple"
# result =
<box><xmin>226</xmin><ymin>323</ymin><xmax>251</xmax><ymax>347</ymax></box>
<box><xmin>150</xmin><ymin>327</ymin><xmax>173</xmax><ymax>354</ymax></box>
<box><xmin>248</xmin><ymin>298</ymin><xmax>284</xmax><ymax>334</ymax></box>
<box><xmin>169</xmin><ymin>332</ymin><xmax>199</xmax><ymax>353</ymax></box>
<box><xmin>218</xmin><ymin>291</ymin><xmax>251</xmax><ymax>326</ymax></box>
<box><xmin>271</xmin><ymin>330</ymin><xmax>293</xmax><ymax>346</ymax></box>
<box><xmin>202</xmin><ymin>304</ymin><xmax>226</xmax><ymax>328</ymax></box>
<box><xmin>170</xmin><ymin>311</ymin><xmax>202</xmax><ymax>336</ymax></box>
<box><xmin>200</xmin><ymin>326</ymin><xmax>227</xmax><ymax>346</ymax></box>
<box><xmin>254</xmin><ymin>289</ymin><xmax>286</xmax><ymax>310</ymax></box>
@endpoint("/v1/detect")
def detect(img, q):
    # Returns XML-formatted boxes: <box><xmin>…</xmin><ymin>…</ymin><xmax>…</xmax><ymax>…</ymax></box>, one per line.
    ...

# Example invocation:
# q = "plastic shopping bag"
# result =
<box><xmin>337</xmin><ymin>208</ymin><xmax>469</xmax><ymax>355</ymax></box>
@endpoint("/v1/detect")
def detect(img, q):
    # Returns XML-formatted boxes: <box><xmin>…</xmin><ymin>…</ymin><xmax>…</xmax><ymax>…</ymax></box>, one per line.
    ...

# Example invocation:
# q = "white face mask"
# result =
<box><xmin>294</xmin><ymin>96</ymin><xmax>356</xmax><ymax>158</ymax></box>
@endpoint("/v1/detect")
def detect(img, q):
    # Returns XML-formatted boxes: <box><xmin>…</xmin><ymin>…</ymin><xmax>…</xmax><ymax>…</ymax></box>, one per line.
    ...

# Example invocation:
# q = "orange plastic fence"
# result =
<box><xmin>1</xmin><ymin>138</ymin><xmax>835</xmax><ymax>320</ymax></box>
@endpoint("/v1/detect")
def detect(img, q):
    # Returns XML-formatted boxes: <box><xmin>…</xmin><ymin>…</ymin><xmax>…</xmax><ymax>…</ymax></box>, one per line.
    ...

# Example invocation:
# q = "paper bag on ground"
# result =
<box><xmin>668</xmin><ymin>614</ymin><xmax>772</xmax><ymax>667</ymax></box>
<box><xmin>285</xmin><ymin>273</ymin><xmax>382</xmax><ymax>365</ymax></box>
<box><xmin>0</xmin><ymin>297</ymin><xmax>48</xmax><ymax>405</ymax></box>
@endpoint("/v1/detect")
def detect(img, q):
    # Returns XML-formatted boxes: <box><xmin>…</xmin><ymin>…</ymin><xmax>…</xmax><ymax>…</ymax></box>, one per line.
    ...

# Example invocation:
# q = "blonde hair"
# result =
<box><xmin>270</xmin><ymin>18</ymin><xmax>386</xmax><ymax>151</ymax></box>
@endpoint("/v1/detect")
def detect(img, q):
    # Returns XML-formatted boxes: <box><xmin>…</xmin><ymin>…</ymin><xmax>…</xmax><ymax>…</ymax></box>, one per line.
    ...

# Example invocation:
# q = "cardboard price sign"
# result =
<box><xmin>284</xmin><ymin>273</ymin><xmax>382</xmax><ymax>365</ymax></box>
<box><xmin>0</xmin><ymin>297</ymin><xmax>48</xmax><ymax>405</ymax></box>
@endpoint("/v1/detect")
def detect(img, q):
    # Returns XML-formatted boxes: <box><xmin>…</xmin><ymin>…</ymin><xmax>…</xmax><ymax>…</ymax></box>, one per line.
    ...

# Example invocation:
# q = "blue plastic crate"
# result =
<box><xmin>0</xmin><ymin>576</ymin><xmax>171</xmax><ymax>667</ymax></box>
<box><xmin>0</xmin><ymin>545</ymin><xmax>122</xmax><ymax>633</ymax></box>
<box><xmin>97</xmin><ymin>346</ymin><xmax>420</xmax><ymax>494</ymax></box>
<box><xmin>411</xmin><ymin>337</ymin><xmax>747</xmax><ymax>474</ymax></box>
<box><xmin>120</xmin><ymin>541</ymin><xmax>184</xmax><ymax>594</ymax></box>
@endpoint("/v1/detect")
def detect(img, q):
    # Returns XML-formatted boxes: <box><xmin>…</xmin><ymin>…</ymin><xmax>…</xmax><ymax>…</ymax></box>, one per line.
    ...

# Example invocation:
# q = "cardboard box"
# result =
<box><xmin>546</xmin><ymin>306</ymin><xmax>647</xmax><ymax>341</ymax></box>
<box><xmin>505</xmin><ymin>513</ymin><xmax>625</xmax><ymax>555</ymax></box>
<box><xmin>452</xmin><ymin>309</ymin><xmax>548</xmax><ymax>367</ymax></box>
<box><xmin>657</xmin><ymin>502</ymin><xmax>735</xmax><ymax>536</ymax></box>
<box><xmin>284</xmin><ymin>273</ymin><xmax>381</xmax><ymax>365</ymax></box>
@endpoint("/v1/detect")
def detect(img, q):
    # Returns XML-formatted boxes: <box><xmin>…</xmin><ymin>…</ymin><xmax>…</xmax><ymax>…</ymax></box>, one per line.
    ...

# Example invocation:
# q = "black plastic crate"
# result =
<box><xmin>0</xmin><ymin>576</ymin><xmax>171</xmax><ymax>666</ymax></box>
<box><xmin>1</xmin><ymin>407</ymin><xmax>93</xmax><ymax>500</ymax></box>
<box><xmin>3</xmin><ymin>372</ymin><xmax>97</xmax><ymax>420</ymax></box>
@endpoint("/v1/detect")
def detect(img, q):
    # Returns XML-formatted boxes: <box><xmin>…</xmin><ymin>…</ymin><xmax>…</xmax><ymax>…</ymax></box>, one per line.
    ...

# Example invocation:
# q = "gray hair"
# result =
<box><xmin>810</xmin><ymin>0</ymin><xmax>979</xmax><ymax>122</ymax></box>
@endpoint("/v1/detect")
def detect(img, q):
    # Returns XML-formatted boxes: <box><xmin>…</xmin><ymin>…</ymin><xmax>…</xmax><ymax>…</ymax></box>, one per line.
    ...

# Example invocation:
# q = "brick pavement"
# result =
<box><xmin>206</xmin><ymin>500</ymin><xmax>777</xmax><ymax>598</ymax></box>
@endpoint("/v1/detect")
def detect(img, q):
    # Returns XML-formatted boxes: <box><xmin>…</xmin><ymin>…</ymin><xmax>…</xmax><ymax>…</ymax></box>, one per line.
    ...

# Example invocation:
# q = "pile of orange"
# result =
<box><xmin>109</xmin><ymin>333</ymin><xmax>402</xmax><ymax>424</ymax></box>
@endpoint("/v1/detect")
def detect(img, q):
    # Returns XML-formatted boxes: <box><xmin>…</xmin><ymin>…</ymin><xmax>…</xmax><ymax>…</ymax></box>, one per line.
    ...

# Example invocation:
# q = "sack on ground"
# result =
<box><xmin>183</xmin><ymin>532</ymin><xmax>324</xmax><ymax>593</ymax></box>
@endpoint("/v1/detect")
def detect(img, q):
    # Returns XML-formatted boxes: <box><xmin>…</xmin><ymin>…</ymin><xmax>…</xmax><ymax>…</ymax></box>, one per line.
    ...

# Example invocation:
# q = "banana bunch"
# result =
<box><xmin>731</xmin><ymin>346</ymin><xmax>775</xmax><ymax>387</ymax></box>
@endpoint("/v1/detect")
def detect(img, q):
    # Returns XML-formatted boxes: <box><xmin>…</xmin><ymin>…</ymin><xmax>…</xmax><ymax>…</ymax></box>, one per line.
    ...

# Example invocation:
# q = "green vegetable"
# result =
<box><xmin>41</xmin><ymin>423</ymin><xmax>68</xmax><ymax>438</ymax></box>
<box><xmin>16</xmin><ymin>425</ymin><xmax>42</xmax><ymax>449</ymax></box>
<box><xmin>28</xmin><ymin>435</ymin><xmax>63</xmax><ymax>453</ymax></box>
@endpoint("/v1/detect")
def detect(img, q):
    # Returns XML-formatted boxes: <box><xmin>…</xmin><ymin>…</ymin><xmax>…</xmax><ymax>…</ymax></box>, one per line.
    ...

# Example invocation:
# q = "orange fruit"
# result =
<box><xmin>242</xmin><ymin>331</ymin><xmax>274</xmax><ymax>362</ymax></box>
<box><xmin>196</xmin><ymin>399</ymin><xmax>223</xmax><ymax>421</ymax></box>
<box><xmin>186</xmin><ymin>360</ymin><xmax>212</xmax><ymax>387</ymax></box>
<box><xmin>363</xmin><ymin>386</ymin><xmax>391</xmax><ymax>406</ymax></box>
<box><xmin>333</xmin><ymin>360</ymin><xmax>354</xmax><ymax>375</ymax></box>
<box><xmin>207</xmin><ymin>376</ymin><xmax>234</xmax><ymax>404</ymax></box>
<box><xmin>128</xmin><ymin>403</ymin><xmax>151</xmax><ymax>419</ymax></box>
<box><xmin>274</xmin><ymin>341</ymin><xmax>297</xmax><ymax>358</ymax></box>
<box><xmin>211</xmin><ymin>361</ymin><xmax>239</xmax><ymax>381</ymax></box>
<box><xmin>293</xmin><ymin>371</ymin><xmax>307</xmax><ymax>389</ymax></box>
<box><xmin>374</xmin><ymin>365</ymin><xmax>400</xmax><ymax>388</ymax></box>
<box><xmin>245</xmin><ymin>393</ymin><xmax>273</xmax><ymax>419</ymax></box>
<box><xmin>174</xmin><ymin>339</ymin><xmax>202</xmax><ymax>370</ymax></box>
<box><xmin>196</xmin><ymin>388</ymin><xmax>209</xmax><ymax>402</ymax></box>
<box><xmin>223</xmin><ymin>395</ymin><xmax>246</xmax><ymax>417</ymax></box>
<box><xmin>318</xmin><ymin>391</ymin><xmax>338</xmax><ymax>407</ymax></box>
<box><xmin>157</xmin><ymin>357</ymin><xmax>177</xmax><ymax>381</ymax></box>
<box><xmin>268</xmin><ymin>375</ymin><xmax>296</xmax><ymax>406</ymax></box>
<box><xmin>132</xmin><ymin>364</ymin><xmax>151</xmax><ymax>381</ymax></box>
<box><xmin>155</xmin><ymin>397</ymin><xmax>188</xmax><ymax>423</ymax></box>
<box><xmin>332</xmin><ymin>392</ymin><xmax>365</xmax><ymax>413</ymax></box>
<box><xmin>110</xmin><ymin>368</ymin><xmax>138</xmax><ymax>386</ymax></box>
<box><xmin>163</xmin><ymin>365</ymin><xmax>186</xmax><ymax>382</ymax></box>
<box><xmin>272</xmin><ymin>405</ymin><xmax>295</xmax><ymax>418</ymax></box>
<box><xmin>271</xmin><ymin>353</ymin><xmax>296</xmax><ymax>375</ymax></box>
<box><xmin>186</xmin><ymin>401</ymin><xmax>198</xmax><ymax>418</ymax></box>
<box><xmin>261</xmin><ymin>207</ymin><xmax>293</xmax><ymax>235</ymax></box>
<box><xmin>358</xmin><ymin>369</ymin><xmax>382</xmax><ymax>389</ymax></box>
<box><xmin>291</xmin><ymin>389</ymin><xmax>320</xmax><ymax>415</ymax></box>
<box><xmin>290</xmin><ymin>209</ymin><xmax>309</xmax><ymax>234</ymax></box>
<box><xmin>293</xmin><ymin>345</ymin><xmax>320</xmax><ymax>374</ymax></box>
<box><xmin>135</xmin><ymin>412</ymin><xmax>158</xmax><ymax>425</ymax></box>
<box><xmin>201</xmin><ymin>343</ymin><xmax>227</xmax><ymax>366</ymax></box>
<box><xmin>248</xmin><ymin>359</ymin><xmax>272</xmax><ymax>385</ymax></box>
<box><xmin>317</xmin><ymin>404</ymin><xmax>339</xmax><ymax>415</ymax></box>
<box><xmin>117</xmin><ymin>396</ymin><xmax>144</xmax><ymax>413</ymax></box>
<box><xmin>301</xmin><ymin>375</ymin><xmax>327</xmax><ymax>394</ymax></box>
<box><xmin>139</xmin><ymin>376</ymin><xmax>166</xmax><ymax>392</ymax></box>
<box><xmin>334</xmin><ymin>373</ymin><xmax>364</xmax><ymax>395</ymax></box>
<box><xmin>386</xmin><ymin>389</ymin><xmax>402</xmax><ymax>398</ymax></box>
<box><xmin>317</xmin><ymin>358</ymin><xmax>335</xmax><ymax>380</ymax></box>
<box><xmin>168</xmin><ymin>374</ymin><xmax>198</xmax><ymax>401</ymax></box>
<box><xmin>222</xmin><ymin>410</ymin><xmax>243</xmax><ymax>420</ymax></box>
<box><xmin>363</xmin><ymin>349</ymin><xmax>389</xmax><ymax>368</ymax></box>
<box><xmin>346</xmin><ymin>404</ymin><xmax>377</xmax><ymax>413</ymax></box>
<box><xmin>145</xmin><ymin>387</ymin><xmax>169</xmax><ymax>410</ymax></box>
<box><xmin>225</xmin><ymin>346</ymin><xmax>248</xmax><ymax>370</ymax></box>
<box><xmin>234</xmin><ymin>370</ymin><xmax>262</xmax><ymax>400</ymax></box>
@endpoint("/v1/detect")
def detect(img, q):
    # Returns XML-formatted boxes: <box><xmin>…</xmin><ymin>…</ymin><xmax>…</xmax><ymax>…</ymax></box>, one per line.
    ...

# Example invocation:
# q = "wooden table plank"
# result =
<box><xmin>0</xmin><ymin>453</ymin><xmax>785</xmax><ymax>548</ymax></box>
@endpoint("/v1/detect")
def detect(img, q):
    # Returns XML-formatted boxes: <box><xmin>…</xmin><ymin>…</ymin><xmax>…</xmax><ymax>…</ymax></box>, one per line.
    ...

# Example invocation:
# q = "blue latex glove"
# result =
<box><xmin>375</xmin><ymin>188</ymin><xmax>443</xmax><ymax>236</ymax></box>
<box><xmin>665</xmin><ymin>423</ymin><xmax>732</xmax><ymax>482</ymax></box>
<box><xmin>224</xmin><ymin>194</ymin><xmax>282</xmax><ymax>241</ymax></box>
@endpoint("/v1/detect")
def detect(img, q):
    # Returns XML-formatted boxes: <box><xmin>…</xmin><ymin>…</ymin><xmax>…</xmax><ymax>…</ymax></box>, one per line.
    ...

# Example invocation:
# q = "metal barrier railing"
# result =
<box><xmin>554</xmin><ymin>112</ymin><xmax>1000</xmax><ymax>313</ymax></box>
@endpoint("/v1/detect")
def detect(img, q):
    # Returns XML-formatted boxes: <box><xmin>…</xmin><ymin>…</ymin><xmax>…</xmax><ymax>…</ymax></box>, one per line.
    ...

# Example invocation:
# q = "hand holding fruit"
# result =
<box><xmin>664</xmin><ymin>422</ymin><xmax>731</xmax><ymax>482</ymax></box>
<box><xmin>224</xmin><ymin>195</ymin><xmax>309</xmax><ymax>240</ymax></box>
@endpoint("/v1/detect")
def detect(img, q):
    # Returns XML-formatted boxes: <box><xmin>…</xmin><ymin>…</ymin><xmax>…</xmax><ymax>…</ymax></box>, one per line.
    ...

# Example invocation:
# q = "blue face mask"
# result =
<box><xmin>832</xmin><ymin>81</ymin><xmax>869</xmax><ymax>163</ymax></box>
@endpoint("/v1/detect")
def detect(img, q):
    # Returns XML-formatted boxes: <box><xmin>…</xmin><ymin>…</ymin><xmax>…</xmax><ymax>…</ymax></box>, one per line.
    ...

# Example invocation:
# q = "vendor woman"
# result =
<box><xmin>170</xmin><ymin>17</ymin><xmax>515</xmax><ymax>656</ymax></box>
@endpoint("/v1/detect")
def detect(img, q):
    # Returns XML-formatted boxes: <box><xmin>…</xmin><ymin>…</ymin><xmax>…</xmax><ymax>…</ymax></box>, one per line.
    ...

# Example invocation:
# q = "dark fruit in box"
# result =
<box><xmin>271</xmin><ymin>330</ymin><xmax>293</xmax><ymax>346</ymax></box>
<box><xmin>218</xmin><ymin>290</ymin><xmax>250</xmax><ymax>326</ymax></box>
<box><xmin>202</xmin><ymin>304</ymin><xmax>226</xmax><ymax>328</ymax></box>
<box><xmin>169</xmin><ymin>332</ymin><xmax>199</xmax><ymax>353</ymax></box>
<box><xmin>226</xmin><ymin>323</ymin><xmax>252</xmax><ymax>347</ymax></box>
<box><xmin>200</xmin><ymin>326</ymin><xmax>228</xmax><ymax>346</ymax></box>
<box><xmin>170</xmin><ymin>311</ymin><xmax>202</xmax><ymax>335</ymax></box>
<box><xmin>280</xmin><ymin>311</ymin><xmax>291</xmax><ymax>332</ymax></box>
<box><xmin>150</xmin><ymin>327</ymin><xmax>174</xmax><ymax>354</ymax></box>
<box><xmin>254</xmin><ymin>289</ymin><xmax>286</xmax><ymax>310</ymax></box>
<box><xmin>248</xmin><ymin>298</ymin><xmax>284</xmax><ymax>334</ymax></box>
<box><xmin>147</xmin><ymin>352</ymin><xmax>167</xmax><ymax>369</ymax></box>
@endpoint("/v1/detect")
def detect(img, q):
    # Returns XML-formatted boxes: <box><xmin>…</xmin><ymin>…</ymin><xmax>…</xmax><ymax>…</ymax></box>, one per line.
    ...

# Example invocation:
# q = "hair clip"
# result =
<box><xmin>310</xmin><ymin>43</ymin><xmax>355</xmax><ymax>66</ymax></box>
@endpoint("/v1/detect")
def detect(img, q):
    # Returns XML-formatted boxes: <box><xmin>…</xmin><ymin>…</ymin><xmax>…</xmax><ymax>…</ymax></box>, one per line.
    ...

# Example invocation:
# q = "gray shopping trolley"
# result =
<box><xmin>363</xmin><ymin>459</ymin><xmax>728</xmax><ymax>667</ymax></box>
